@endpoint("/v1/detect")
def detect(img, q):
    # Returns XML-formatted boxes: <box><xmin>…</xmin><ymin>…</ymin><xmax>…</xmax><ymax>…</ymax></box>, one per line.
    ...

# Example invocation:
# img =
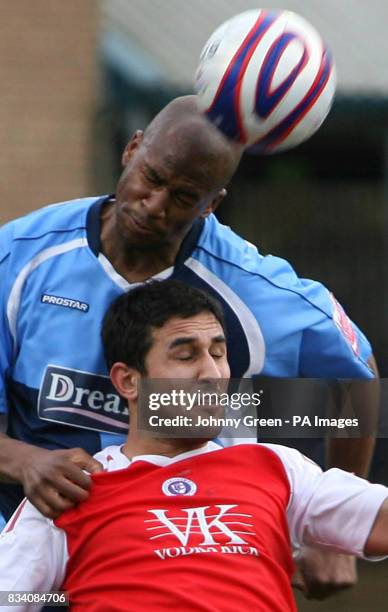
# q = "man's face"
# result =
<box><xmin>141</xmin><ymin>312</ymin><xmax>230</xmax><ymax>438</ymax></box>
<box><xmin>145</xmin><ymin>313</ymin><xmax>230</xmax><ymax>380</ymax></box>
<box><xmin>114</xmin><ymin>132</ymin><xmax>225</xmax><ymax>249</ymax></box>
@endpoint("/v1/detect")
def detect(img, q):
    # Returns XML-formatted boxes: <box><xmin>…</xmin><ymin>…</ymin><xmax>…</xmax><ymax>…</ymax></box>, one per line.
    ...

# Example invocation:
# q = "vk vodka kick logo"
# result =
<box><xmin>145</xmin><ymin>504</ymin><xmax>259</xmax><ymax>560</ymax></box>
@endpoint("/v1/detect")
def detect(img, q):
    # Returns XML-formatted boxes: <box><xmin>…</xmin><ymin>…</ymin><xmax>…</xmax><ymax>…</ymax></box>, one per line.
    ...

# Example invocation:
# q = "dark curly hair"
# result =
<box><xmin>102</xmin><ymin>279</ymin><xmax>226</xmax><ymax>374</ymax></box>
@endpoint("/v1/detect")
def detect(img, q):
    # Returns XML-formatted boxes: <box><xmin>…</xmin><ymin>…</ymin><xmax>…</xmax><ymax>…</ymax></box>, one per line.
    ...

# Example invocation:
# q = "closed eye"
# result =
<box><xmin>170</xmin><ymin>349</ymin><xmax>194</xmax><ymax>361</ymax></box>
<box><xmin>144</xmin><ymin>172</ymin><xmax>162</xmax><ymax>186</ymax></box>
<box><xmin>143</xmin><ymin>165</ymin><xmax>163</xmax><ymax>185</ymax></box>
<box><xmin>173</xmin><ymin>194</ymin><xmax>197</xmax><ymax>209</ymax></box>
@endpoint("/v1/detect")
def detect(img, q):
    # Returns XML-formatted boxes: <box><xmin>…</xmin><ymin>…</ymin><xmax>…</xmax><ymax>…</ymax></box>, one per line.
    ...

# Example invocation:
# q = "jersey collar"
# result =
<box><xmin>86</xmin><ymin>195</ymin><xmax>204</xmax><ymax>263</ymax></box>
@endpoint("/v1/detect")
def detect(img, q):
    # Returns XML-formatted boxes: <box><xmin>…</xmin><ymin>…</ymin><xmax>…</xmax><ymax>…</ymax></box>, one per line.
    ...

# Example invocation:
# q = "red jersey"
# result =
<box><xmin>2</xmin><ymin>442</ymin><xmax>388</xmax><ymax>611</ymax></box>
<box><xmin>56</xmin><ymin>445</ymin><xmax>294</xmax><ymax>611</ymax></box>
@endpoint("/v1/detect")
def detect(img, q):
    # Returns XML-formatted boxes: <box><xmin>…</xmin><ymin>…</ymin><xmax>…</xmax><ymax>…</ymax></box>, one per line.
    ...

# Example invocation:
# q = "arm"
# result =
<box><xmin>271</xmin><ymin>444</ymin><xmax>388</xmax><ymax>555</ymax></box>
<box><xmin>297</xmin><ymin>293</ymin><xmax>378</xmax><ymax>596</ymax></box>
<box><xmin>299</xmin><ymin>297</ymin><xmax>378</xmax><ymax>477</ymax></box>
<box><xmin>0</xmin><ymin>499</ymin><xmax>68</xmax><ymax>612</ymax></box>
<box><xmin>0</xmin><ymin>432</ymin><xmax>103</xmax><ymax>518</ymax></box>
<box><xmin>0</xmin><ymin>239</ymin><xmax>102</xmax><ymax>519</ymax></box>
<box><xmin>266</xmin><ymin>444</ymin><xmax>388</xmax><ymax>598</ymax></box>
<box><xmin>251</xmin><ymin>260</ymin><xmax>379</xmax><ymax>596</ymax></box>
<box><xmin>259</xmin><ymin>259</ymin><xmax>379</xmax><ymax>474</ymax></box>
<box><xmin>304</xmin><ymin>326</ymin><xmax>380</xmax><ymax>599</ymax></box>
<box><xmin>326</xmin><ymin>355</ymin><xmax>379</xmax><ymax>477</ymax></box>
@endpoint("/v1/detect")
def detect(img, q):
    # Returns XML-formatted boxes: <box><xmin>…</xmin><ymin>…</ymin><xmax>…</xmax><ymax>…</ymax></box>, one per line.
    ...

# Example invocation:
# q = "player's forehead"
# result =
<box><xmin>142</xmin><ymin>121</ymin><xmax>229</xmax><ymax>190</ymax></box>
<box><xmin>142</xmin><ymin>141</ymin><xmax>210</xmax><ymax>191</ymax></box>
<box><xmin>151</xmin><ymin>313</ymin><xmax>225</xmax><ymax>349</ymax></box>
<box><xmin>139</xmin><ymin>147</ymin><xmax>206</xmax><ymax>196</ymax></box>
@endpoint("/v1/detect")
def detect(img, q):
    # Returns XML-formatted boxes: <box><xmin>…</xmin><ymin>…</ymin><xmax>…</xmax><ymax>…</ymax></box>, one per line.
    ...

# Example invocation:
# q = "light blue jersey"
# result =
<box><xmin>0</xmin><ymin>196</ymin><xmax>373</xmax><ymax>517</ymax></box>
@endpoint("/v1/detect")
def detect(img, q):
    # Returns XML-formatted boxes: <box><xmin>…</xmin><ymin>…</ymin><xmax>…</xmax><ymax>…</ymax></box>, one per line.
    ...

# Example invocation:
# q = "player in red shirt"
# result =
<box><xmin>0</xmin><ymin>280</ymin><xmax>387</xmax><ymax>611</ymax></box>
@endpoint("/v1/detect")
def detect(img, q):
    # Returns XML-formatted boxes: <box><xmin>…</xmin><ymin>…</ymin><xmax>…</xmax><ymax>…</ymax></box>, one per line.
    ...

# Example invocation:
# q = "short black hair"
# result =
<box><xmin>102</xmin><ymin>280</ymin><xmax>226</xmax><ymax>373</ymax></box>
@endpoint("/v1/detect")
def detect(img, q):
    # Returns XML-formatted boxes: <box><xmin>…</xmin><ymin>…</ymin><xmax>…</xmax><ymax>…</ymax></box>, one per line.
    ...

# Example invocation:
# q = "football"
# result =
<box><xmin>194</xmin><ymin>9</ymin><xmax>336</xmax><ymax>154</ymax></box>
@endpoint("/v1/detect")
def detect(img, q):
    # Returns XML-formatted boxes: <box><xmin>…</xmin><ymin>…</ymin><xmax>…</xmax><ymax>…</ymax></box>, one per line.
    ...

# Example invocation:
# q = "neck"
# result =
<box><xmin>122</xmin><ymin>411</ymin><xmax>208</xmax><ymax>458</ymax></box>
<box><xmin>122</xmin><ymin>435</ymin><xmax>208</xmax><ymax>459</ymax></box>
<box><xmin>100</xmin><ymin>201</ymin><xmax>182</xmax><ymax>283</ymax></box>
<box><xmin>105</xmin><ymin>240</ymin><xmax>177</xmax><ymax>283</ymax></box>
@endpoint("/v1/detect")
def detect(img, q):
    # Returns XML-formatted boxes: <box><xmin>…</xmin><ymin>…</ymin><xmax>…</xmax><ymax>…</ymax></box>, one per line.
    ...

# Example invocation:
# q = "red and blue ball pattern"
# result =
<box><xmin>195</xmin><ymin>9</ymin><xmax>336</xmax><ymax>154</ymax></box>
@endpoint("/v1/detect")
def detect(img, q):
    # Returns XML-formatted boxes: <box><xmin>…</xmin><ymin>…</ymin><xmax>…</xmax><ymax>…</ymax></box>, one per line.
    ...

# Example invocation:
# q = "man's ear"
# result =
<box><xmin>110</xmin><ymin>362</ymin><xmax>140</xmax><ymax>402</ymax></box>
<box><xmin>201</xmin><ymin>188</ymin><xmax>227</xmax><ymax>218</ymax></box>
<box><xmin>121</xmin><ymin>130</ymin><xmax>144</xmax><ymax>167</ymax></box>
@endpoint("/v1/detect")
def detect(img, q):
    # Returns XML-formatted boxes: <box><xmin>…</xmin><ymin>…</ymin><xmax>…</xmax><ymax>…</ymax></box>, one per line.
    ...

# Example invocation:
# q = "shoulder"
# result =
<box><xmin>0</xmin><ymin>196</ymin><xmax>105</xmax><ymax>279</ymax></box>
<box><xmin>259</xmin><ymin>443</ymin><xmax>321</xmax><ymax>475</ymax></box>
<box><xmin>1</xmin><ymin>497</ymin><xmax>54</xmax><ymax>535</ymax></box>
<box><xmin>196</xmin><ymin>215</ymin><xmax>336</xmax><ymax>316</ymax></box>
<box><xmin>218</xmin><ymin>442</ymin><xmax>296</xmax><ymax>477</ymax></box>
<box><xmin>197</xmin><ymin>214</ymin><xmax>265</xmax><ymax>273</ymax></box>
<box><xmin>232</xmin><ymin>442</ymin><xmax>316</xmax><ymax>474</ymax></box>
<box><xmin>0</xmin><ymin>196</ymin><xmax>103</xmax><ymax>261</ymax></box>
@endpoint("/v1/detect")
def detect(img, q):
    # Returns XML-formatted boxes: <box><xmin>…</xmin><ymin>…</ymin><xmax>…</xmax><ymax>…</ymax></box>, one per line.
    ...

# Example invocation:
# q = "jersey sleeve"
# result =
<box><xmin>263</xmin><ymin>443</ymin><xmax>388</xmax><ymax>559</ymax></box>
<box><xmin>298</xmin><ymin>282</ymin><xmax>373</xmax><ymax>378</ymax></box>
<box><xmin>0</xmin><ymin>223</ymin><xmax>15</xmax><ymax>415</ymax></box>
<box><xmin>0</xmin><ymin>498</ymin><xmax>68</xmax><ymax>611</ymax></box>
<box><xmin>237</xmin><ymin>248</ymin><xmax>373</xmax><ymax>378</ymax></box>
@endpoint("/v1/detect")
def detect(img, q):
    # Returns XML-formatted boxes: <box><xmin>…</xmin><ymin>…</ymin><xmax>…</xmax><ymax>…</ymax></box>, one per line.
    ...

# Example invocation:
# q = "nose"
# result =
<box><xmin>198</xmin><ymin>352</ymin><xmax>224</xmax><ymax>381</ymax></box>
<box><xmin>142</xmin><ymin>187</ymin><xmax>168</xmax><ymax>217</ymax></box>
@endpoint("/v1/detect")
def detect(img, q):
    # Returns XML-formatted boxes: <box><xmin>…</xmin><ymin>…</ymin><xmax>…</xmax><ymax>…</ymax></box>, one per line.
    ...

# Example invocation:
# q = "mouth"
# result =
<box><xmin>128</xmin><ymin>212</ymin><xmax>159</xmax><ymax>237</ymax></box>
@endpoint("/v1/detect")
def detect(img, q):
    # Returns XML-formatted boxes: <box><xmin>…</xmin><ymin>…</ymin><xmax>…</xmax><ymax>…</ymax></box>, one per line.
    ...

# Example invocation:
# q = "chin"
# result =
<box><xmin>177</xmin><ymin>435</ymin><xmax>220</xmax><ymax>449</ymax></box>
<box><xmin>186</xmin><ymin>426</ymin><xmax>223</xmax><ymax>442</ymax></box>
<box><xmin>120</xmin><ymin>226</ymin><xmax>160</xmax><ymax>248</ymax></box>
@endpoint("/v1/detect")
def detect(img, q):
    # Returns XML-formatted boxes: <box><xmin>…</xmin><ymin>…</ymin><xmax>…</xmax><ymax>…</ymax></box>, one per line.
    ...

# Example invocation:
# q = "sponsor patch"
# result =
<box><xmin>330</xmin><ymin>293</ymin><xmax>360</xmax><ymax>356</ymax></box>
<box><xmin>38</xmin><ymin>365</ymin><xmax>128</xmax><ymax>434</ymax></box>
<box><xmin>145</xmin><ymin>504</ymin><xmax>259</xmax><ymax>560</ymax></box>
<box><xmin>41</xmin><ymin>293</ymin><xmax>89</xmax><ymax>312</ymax></box>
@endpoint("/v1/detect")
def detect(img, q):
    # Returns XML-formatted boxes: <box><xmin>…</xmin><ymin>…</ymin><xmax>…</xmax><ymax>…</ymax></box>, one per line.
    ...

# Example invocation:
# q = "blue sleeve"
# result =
<box><xmin>299</xmin><ymin>285</ymin><xmax>373</xmax><ymax>378</ymax></box>
<box><xmin>0</xmin><ymin>223</ymin><xmax>16</xmax><ymax>414</ymax></box>
<box><xmin>239</xmin><ymin>251</ymin><xmax>374</xmax><ymax>379</ymax></box>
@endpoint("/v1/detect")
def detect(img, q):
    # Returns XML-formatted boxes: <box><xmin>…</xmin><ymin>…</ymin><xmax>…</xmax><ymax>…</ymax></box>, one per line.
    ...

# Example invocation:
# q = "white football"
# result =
<box><xmin>194</xmin><ymin>9</ymin><xmax>336</xmax><ymax>153</ymax></box>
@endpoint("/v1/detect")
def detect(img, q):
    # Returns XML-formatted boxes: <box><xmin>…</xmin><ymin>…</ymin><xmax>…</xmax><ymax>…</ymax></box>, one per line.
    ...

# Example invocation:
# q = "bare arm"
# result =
<box><xmin>326</xmin><ymin>355</ymin><xmax>379</xmax><ymax>477</ymax></box>
<box><xmin>0</xmin><ymin>431</ymin><xmax>103</xmax><ymax>518</ymax></box>
<box><xmin>296</xmin><ymin>356</ymin><xmax>380</xmax><ymax>598</ymax></box>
